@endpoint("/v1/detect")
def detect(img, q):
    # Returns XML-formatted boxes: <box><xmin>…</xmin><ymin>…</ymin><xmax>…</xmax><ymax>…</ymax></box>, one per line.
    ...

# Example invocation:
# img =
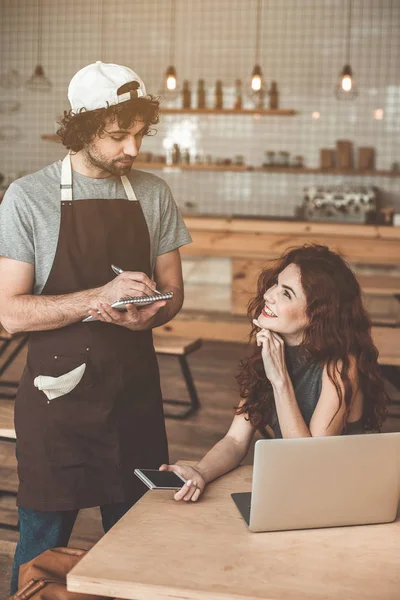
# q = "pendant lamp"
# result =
<box><xmin>249</xmin><ymin>0</ymin><xmax>265</xmax><ymax>107</ymax></box>
<box><xmin>25</xmin><ymin>0</ymin><xmax>52</xmax><ymax>92</ymax></box>
<box><xmin>335</xmin><ymin>0</ymin><xmax>357</xmax><ymax>100</ymax></box>
<box><xmin>160</xmin><ymin>0</ymin><xmax>179</xmax><ymax>98</ymax></box>
<box><xmin>0</xmin><ymin>2</ymin><xmax>22</xmax><ymax>89</ymax></box>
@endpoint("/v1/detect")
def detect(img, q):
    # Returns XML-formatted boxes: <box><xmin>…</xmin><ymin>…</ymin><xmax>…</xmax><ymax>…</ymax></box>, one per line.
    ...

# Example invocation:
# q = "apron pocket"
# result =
<box><xmin>34</xmin><ymin>363</ymin><xmax>86</xmax><ymax>400</ymax></box>
<box><xmin>42</xmin><ymin>367</ymin><xmax>120</xmax><ymax>470</ymax></box>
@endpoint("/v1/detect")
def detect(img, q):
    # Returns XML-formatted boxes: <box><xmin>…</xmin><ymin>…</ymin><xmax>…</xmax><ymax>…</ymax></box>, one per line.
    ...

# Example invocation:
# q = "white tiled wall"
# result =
<box><xmin>0</xmin><ymin>0</ymin><xmax>399</xmax><ymax>217</ymax></box>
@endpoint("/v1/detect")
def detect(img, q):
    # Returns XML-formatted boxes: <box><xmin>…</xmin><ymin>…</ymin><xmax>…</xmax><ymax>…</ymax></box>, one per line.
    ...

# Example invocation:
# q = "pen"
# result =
<box><xmin>111</xmin><ymin>264</ymin><xmax>123</xmax><ymax>275</ymax></box>
<box><xmin>111</xmin><ymin>264</ymin><xmax>162</xmax><ymax>295</ymax></box>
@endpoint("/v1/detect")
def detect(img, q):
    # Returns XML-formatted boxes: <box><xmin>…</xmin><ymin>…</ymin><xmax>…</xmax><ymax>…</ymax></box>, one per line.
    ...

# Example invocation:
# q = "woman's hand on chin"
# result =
<box><xmin>159</xmin><ymin>463</ymin><xmax>206</xmax><ymax>502</ymax></box>
<box><xmin>254</xmin><ymin>322</ymin><xmax>287</xmax><ymax>385</ymax></box>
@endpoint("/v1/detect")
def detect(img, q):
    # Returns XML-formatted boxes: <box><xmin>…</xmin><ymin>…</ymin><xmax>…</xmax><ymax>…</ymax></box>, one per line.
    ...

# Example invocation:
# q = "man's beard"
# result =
<box><xmin>84</xmin><ymin>145</ymin><xmax>134</xmax><ymax>176</ymax></box>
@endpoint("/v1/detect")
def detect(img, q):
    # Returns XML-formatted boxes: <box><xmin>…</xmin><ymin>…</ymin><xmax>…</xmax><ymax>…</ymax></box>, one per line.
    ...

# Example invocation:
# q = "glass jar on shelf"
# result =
<box><xmin>294</xmin><ymin>155</ymin><xmax>304</xmax><ymax>168</ymax></box>
<box><xmin>264</xmin><ymin>151</ymin><xmax>276</xmax><ymax>167</ymax></box>
<box><xmin>278</xmin><ymin>151</ymin><xmax>290</xmax><ymax>167</ymax></box>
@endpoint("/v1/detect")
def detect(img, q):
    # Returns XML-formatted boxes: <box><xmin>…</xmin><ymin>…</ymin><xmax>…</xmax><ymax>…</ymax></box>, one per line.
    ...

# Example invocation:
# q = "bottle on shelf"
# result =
<box><xmin>234</xmin><ymin>155</ymin><xmax>244</xmax><ymax>166</ymax></box>
<box><xmin>215</xmin><ymin>80</ymin><xmax>223</xmax><ymax>109</ymax></box>
<box><xmin>278</xmin><ymin>151</ymin><xmax>290</xmax><ymax>167</ymax></box>
<box><xmin>265</xmin><ymin>151</ymin><xmax>275</xmax><ymax>166</ymax></box>
<box><xmin>172</xmin><ymin>143</ymin><xmax>181</xmax><ymax>164</ymax></box>
<box><xmin>295</xmin><ymin>155</ymin><xmax>304</xmax><ymax>168</ymax></box>
<box><xmin>233</xmin><ymin>79</ymin><xmax>243</xmax><ymax>110</ymax></box>
<box><xmin>269</xmin><ymin>81</ymin><xmax>279</xmax><ymax>110</ymax></box>
<box><xmin>182</xmin><ymin>80</ymin><xmax>191</xmax><ymax>109</ymax></box>
<box><xmin>197</xmin><ymin>79</ymin><xmax>206</xmax><ymax>109</ymax></box>
<box><xmin>182</xmin><ymin>148</ymin><xmax>191</xmax><ymax>164</ymax></box>
<box><xmin>253</xmin><ymin>88</ymin><xmax>265</xmax><ymax>110</ymax></box>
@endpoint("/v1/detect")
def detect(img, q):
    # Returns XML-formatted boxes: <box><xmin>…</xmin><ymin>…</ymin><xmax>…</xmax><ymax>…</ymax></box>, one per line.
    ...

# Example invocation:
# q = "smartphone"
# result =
<box><xmin>134</xmin><ymin>468</ymin><xmax>186</xmax><ymax>490</ymax></box>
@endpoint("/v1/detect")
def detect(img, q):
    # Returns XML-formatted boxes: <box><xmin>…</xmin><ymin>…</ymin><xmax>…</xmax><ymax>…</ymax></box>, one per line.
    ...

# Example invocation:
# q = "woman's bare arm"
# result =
<box><xmin>160</xmin><ymin>404</ymin><xmax>255</xmax><ymax>502</ymax></box>
<box><xmin>194</xmin><ymin>410</ymin><xmax>255</xmax><ymax>484</ymax></box>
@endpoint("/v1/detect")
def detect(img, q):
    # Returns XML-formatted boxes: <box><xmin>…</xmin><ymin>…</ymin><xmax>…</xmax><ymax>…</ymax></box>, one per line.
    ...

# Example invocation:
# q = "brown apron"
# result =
<box><xmin>15</xmin><ymin>154</ymin><xmax>168</xmax><ymax>511</ymax></box>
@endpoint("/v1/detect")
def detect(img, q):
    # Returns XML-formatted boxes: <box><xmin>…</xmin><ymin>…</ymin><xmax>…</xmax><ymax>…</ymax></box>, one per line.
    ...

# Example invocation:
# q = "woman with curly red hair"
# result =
<box><xmin>161</xmin><ymin>244</ymin><xmax>389</xmax><ymax>501</ymax></box>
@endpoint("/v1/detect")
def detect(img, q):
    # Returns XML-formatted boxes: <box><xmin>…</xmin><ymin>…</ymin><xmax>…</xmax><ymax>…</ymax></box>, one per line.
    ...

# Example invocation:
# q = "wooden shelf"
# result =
<box><xmin>132</xmin><ymin>162</ymin><xmax>400</xmax><ymax>177</ymax></box>
<box><xmin>160</xmin><ymin>108</ymin><xmax>297</xmax><ymax>115</ymax></box>
<box><xmin>41</xmin><ymin>134</ymin><xmax>60</xmax><ymax>142</ymax></box>
<box><xmin>136</xmin><ymin>162</ymin><xmax>252</xmax><ymax>172</ymax></box>
<box><xmin>40</xmin><ymin>136</ymin><xmax>399</xmax><ymax>178</ymax></box>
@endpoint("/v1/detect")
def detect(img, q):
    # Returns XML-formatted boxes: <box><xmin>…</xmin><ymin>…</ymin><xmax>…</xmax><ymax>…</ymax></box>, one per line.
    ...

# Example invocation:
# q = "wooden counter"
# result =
<box><xmin>231</xmin><ymin>260</ymin><xmax>400</xmax><ymax>316</ymax></box>
<box><xmin>180</xmin><ymin>216</ymin><xmax>400</xmax><ymax>265</ymax></box>
<box><xmin>67</xmin><ymin>464</ymin><xmax>400</xmax><ymax>600</ymax></box>
<box><xmin>162</xmin><ymin>217</ymin><xmax>400</xmax><ymax>344</ymax></box>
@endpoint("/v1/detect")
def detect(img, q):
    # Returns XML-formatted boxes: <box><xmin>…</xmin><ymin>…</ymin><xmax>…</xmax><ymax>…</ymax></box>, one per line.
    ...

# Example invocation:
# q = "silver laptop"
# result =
<box><xmin>232</xmin><ymin>433</ymin><xmax>400</xmax><ymax>532</ymax></box>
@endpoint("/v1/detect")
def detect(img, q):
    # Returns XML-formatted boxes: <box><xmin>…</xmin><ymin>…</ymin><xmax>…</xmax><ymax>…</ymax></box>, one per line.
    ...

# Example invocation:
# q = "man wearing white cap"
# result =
<box><xmin>0</xmin><ymin>61</ymin><xmax>192</xmax><ymax>594</ymax></box>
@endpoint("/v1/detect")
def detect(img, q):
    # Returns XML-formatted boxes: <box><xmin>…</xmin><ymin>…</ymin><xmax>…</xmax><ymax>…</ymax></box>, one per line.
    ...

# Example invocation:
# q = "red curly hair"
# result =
<box><xmin>236</xmin><ymin>244</ymin><xmax>389</xmax><ymax>432</ymax></box>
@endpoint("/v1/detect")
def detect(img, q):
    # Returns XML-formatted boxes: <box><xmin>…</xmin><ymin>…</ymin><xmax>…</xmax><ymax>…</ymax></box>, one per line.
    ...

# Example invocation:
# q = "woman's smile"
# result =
<box><xmin>262</xmin><ymin>305</ymin><xmax>277</xmax><ymax>318</ymax></box>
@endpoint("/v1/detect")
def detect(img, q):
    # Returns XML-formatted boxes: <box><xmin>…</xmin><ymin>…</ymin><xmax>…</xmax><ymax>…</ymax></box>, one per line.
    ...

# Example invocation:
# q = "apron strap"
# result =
<box><xmin>61</xmin><ymin>154</ymin><xmax>73</xmax><ymax>201</ymax></box>
<box><xmin>120</xmin><ymin>175</ymin><xmax>138</xmax><ymax>201</ymax></box>
<box><xmin>61</xmin><ymin>154</ymin><xmax>138</xmax><ymax>202</ymax></box>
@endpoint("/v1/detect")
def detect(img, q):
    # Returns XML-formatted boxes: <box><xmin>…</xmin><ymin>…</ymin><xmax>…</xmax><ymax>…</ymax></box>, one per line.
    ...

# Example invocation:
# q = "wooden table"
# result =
<box><xmin>67</xmin><ymin>465</ymin><xmax>400</xmax><ymax>600</ymax></box>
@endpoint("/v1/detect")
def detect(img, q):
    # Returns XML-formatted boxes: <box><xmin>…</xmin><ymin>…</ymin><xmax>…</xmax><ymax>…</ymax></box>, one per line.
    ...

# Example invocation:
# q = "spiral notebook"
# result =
<box><xmin>82</xmin><ymin>292</ymin><xmax>173</xmax><ymax>322</ymax></box>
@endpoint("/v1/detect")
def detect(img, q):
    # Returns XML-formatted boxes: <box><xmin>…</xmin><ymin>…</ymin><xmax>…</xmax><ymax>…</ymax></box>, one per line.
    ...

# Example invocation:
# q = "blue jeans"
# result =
<box><xmin>10</xmin><ymin>500</ymin><xmax>140</xmax><ymax>595</ymax></box>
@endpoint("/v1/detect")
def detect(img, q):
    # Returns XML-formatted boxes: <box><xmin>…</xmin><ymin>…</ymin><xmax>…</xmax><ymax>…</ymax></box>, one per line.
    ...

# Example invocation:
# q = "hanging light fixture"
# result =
<box><xmin>251</xmin><ymin>0</ymin><xmax>263</xmax><ymax>91</ymax></box>
<box><xmin>372</xmin><ymin>0</ymin><xmax>387</xmax><ymax>120</ymax></box>
<box><xmin>161</xmin><ymin>0</ymin><xmax>178</xmax><ymax>94</ymax></box>
<box><xmin>0</xmin><ymin>2</ymin><xmax>22</xmax><ymax>89</ymax></box>
<box><xmin>26</xmin><ymin>0</ymin><xmax>52</xmax><ymax>92</ymax></box>
<box><xmin>99</xmin><ymin>0</ymin><xmax>105</xmax><ymax>62</ymax></box>
<box><xmin>335</xmin><ymin>0</ymin><xmax>357</xmax><ymax>100</ymax></box>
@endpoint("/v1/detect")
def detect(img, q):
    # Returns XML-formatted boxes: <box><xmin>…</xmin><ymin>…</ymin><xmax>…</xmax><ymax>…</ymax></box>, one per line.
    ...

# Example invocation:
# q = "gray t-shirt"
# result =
<box><xmin>0</xmin><ymin>161</ymin><xmax>192</xmax><ymax>294</ymax></box>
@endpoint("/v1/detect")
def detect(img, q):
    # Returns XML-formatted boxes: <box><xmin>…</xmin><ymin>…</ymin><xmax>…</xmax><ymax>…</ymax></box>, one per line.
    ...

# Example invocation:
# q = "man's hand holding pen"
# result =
<box><xmin>87</xmin><ymin>266</ymin><xmax>166</xmax><ymax>330</ymax></box>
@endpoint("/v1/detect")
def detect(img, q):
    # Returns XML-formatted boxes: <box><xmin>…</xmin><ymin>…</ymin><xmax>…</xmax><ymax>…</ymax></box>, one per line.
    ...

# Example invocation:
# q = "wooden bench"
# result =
<box><xmin>356</xmin><ymin>275</ymin><xmax>400</xmax><ymax>297</ymax></box>
<box><xmin>0</xmin><ymin>399</ymin><xmax>16</xmax><ymax>442</ymax></box>
<box><xmin>0</xmin><ymin>325</ymin><xmax>29</xmax><ymax>399</ymax></box>
<box><xmin>371</xmin><ymin>327</ymin><xmax>400</xmax><ymax>407</ymax></box>
<box><xmin>154</xmin><ymin>335</ymin><xmax>202</xmax><ymax>419</ymax></box>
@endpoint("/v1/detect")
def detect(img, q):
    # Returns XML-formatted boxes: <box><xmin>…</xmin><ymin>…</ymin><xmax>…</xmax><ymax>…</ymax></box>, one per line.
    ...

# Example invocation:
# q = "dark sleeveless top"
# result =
<box><xmin>269</xmin><ymin>345</ymin><xmax>364</xmax><ymax>438</ymax></box>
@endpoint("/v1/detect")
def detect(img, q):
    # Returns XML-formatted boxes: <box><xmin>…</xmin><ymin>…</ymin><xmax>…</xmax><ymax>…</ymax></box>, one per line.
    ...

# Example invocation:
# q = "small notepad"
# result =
<box><xmin>82</xmin><ymin>292</ymin><xmax>174</xmax><ymax>322</ymax></box>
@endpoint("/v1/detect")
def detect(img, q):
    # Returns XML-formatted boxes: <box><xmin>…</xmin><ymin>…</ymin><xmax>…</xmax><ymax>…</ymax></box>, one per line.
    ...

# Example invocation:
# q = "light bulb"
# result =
<box><xmin>251</xmin><ymin>75</ymin><xmax>262</xmax><ymax>91</ymax></box>
<box><xmin>167</xmin><ymin>75</ymin><xmax>177</xmax><ymax>90</ymax></box>
<box><xmin>164</xmin><ymin>65</ymin><xmax>177</xmax><ymax>92</ymax></box>
<box><xmin>250</xmin><ymin>64</ymin><xmax>263</xmax><ymax>92</ymax></box>
<box><xmin>341</xmin><ymin>75</ymin><xmax>352</xmax><ymax>92</ymax></box>
<box><xmin>335</xmin><ymin>64</ymin><xmax>357</xmax><ymax>101</ymax></box>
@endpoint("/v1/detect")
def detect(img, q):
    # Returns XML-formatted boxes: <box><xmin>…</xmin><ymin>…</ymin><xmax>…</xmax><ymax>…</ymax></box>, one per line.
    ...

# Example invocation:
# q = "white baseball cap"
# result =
<box><xmin>68</xmin><ymin>61</ymin><xmax>147</xmax><ymax>112</ymax></box>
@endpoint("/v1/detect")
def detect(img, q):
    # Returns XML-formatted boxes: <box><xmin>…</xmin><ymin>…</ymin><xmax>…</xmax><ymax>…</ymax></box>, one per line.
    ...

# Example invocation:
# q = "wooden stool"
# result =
<box><xmin>373</xmin><ymin>326</ymin><xmax>400</xmax><ymax>417</ymax></box>
<box><xmin>154</xmin><ymin>335</ymin><xmax>202</xmax><ymax>419</ymax></box>
<box><xmin>0</xmin><ymin>325</ymin><xmax>29</xmax><ymax>400</ymax></box>
<box><xmin>0</xmin><ymin>399</ymin><xmax>18</xmax><ymax>531</ymax></box>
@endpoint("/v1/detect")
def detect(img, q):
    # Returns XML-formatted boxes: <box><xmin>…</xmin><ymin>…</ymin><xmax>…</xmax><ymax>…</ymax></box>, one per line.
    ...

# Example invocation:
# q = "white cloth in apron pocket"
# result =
<box><xmin>34</xmin><ymin>363</ymin><xmax>86</xmax><ymax>400</ymax></box>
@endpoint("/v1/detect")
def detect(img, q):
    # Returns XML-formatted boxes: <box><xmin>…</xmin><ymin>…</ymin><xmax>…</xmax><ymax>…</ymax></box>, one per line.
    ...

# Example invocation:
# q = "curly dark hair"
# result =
<box><xmin>57</xmin><ymin>92</ymin><xmax>160</xmax><ymax>152</ymax></box>
<box><xmin>236</xmin><ymin>244</ymin><xmax>389</xmax><ymax>433</ymax></box>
